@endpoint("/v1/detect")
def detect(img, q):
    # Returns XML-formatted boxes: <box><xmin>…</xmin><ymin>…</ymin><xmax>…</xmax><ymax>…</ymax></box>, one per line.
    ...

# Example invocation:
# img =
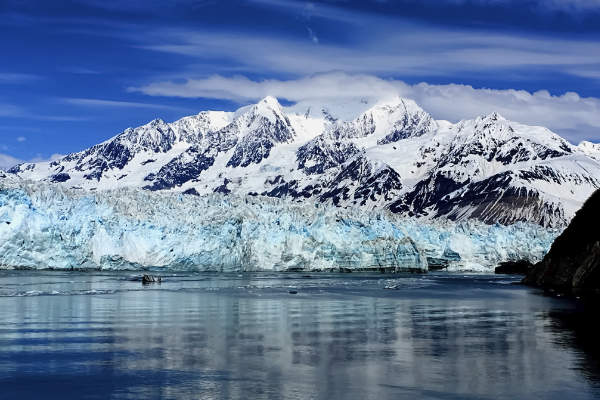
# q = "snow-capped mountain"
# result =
<box><xmin>7</xmin><ymin>96</ymin><xmax>600</xmax><ymax>228</ymax></box>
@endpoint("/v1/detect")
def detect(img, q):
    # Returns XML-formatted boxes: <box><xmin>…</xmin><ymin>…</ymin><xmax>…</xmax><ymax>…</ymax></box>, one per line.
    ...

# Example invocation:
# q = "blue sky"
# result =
<box><xmin>1</xmin><ymin>0</ymin><xmax>600</xmax><ymax>167</ymax></box>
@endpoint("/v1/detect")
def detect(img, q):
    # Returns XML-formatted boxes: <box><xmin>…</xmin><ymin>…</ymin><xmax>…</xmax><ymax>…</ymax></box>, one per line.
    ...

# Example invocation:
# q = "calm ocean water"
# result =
<box><xmin>0</xmin><ymin>271</ymin><xmax>598</xmax><ymax>400</ymax></box>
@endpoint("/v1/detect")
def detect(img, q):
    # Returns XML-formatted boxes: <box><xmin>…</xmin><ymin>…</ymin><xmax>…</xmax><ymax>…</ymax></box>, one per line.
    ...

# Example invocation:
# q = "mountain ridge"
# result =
<box><xmin>6</xmin><ymin>96</ymin><xmax>600</xmax><ymax>228</ymax></box>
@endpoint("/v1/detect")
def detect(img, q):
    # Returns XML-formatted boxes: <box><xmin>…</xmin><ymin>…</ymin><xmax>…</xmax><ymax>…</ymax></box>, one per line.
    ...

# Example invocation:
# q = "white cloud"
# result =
<box><xmin>16</xmin><ymin>136</ymin><xmax>26</xmax><ymax>142</ymax></box>
<box><xmin>130</xmin><ymin>72</ymin><xmax>600</xmax><ymax>143</ymax></box>
<box><xmin>0</xmin><ymin>152</ymin><xmax>66</xmax><ymax>170</ymax></box>
<box><xmin>0</xmin><ymin>153</ymin><xmax>22</xmax><ymax>170</ymax></box>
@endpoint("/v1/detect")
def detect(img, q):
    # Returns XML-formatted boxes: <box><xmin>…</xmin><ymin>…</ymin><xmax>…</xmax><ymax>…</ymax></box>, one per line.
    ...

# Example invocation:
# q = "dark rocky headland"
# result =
<box><xmin>523</xmin><ymin>189</ymin><xmax>600</xmax><ymax>295</ymax></box>
<box><xmin>495</xmin><ymin>260</ymin><xmax>534</xmax><ymax>275</ymax></box>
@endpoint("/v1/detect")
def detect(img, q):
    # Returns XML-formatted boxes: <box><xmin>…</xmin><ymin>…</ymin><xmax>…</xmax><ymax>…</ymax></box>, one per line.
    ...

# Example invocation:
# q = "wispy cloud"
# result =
<box><xmin>306</xmin><ymin>27</ymin><xmax>319</xmax><ymax>44</ymax></box>
<box><xmin>0</xmin><ymin>125</ymin><xmax>41</xmax><ymax>133</ymax></box>
<box><xmin>257</xmin><ymin>0</ymin><xmax>600</xmax><ymax>16</ymax></box>
<box><xmin>437</xmin><ymin>0</ymin><xmax>600</xmax><ymax>11</ymax></box>
<box><xmin>63</xmin><ymin>97</ymin><xmax>187</xmax><ymax>111</ymax></box>
<box><xmin>60</xmin><ymin>66</ymin><xmax>101</xmax><ymax>75</ymax></box>
<box><xmin>0</xmin><ymin>102</ymin><xmax>87</xmax><ymax>121</ymax></box>
<box><xmin>71</xmin><ymin>0</ymin><xmax>217</xmax><ymax>13</ymax></box>
<box><xmin>0</xmin><ymin>104</ymin><xmax>27</xmax><ymax>117</ymax></box>
<box><xmin>0</xmin><ymin>72</ymin><xmax>41</xmax><ymax>84</ymax></box>
<box><xmin>16</xmin><ymin>136</ymin><xmax>26</xmax><ymax>142</ymax></box>
<box><xmin>132</xmin><ymin>24</ymin><xmax>600</xmax><ymax>80</ymax></box>
<box><xmin>130</xmin><ymin>72</ymin><xmax>600</xmax><ymax>144</ymax></box>
<box><xmin>247</xmin><ymin>0</ymin><xmax>362</xmax><ymax>24</ymax></box>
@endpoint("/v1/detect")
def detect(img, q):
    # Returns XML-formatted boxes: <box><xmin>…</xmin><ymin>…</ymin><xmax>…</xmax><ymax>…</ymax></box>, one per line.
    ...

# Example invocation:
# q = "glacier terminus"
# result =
<box><xmin>1</xmin><ymin>172</ymin><xmax>557</xmax><ymax>272</ymax></box>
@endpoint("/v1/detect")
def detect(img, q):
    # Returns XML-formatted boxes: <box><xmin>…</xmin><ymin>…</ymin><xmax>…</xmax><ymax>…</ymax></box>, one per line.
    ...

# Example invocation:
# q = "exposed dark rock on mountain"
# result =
<box><xmin>50</xmin><ymin>172</ymin><xmax>71</xmax><ymax>183</ymax></box>
<box><xmin>523</xmin><ymin>189</ymin><xmax>600</xmax><ymax>293</ymax></box>
<box><xmin>296</xmin><ymin>136</ymin><xmax>361</xmax><ymax>175</ymax></box>
<box><xmin>319</xmin><ymin>154</ymin><xmax>402</xmax><ymax>206</ymax></box>
<box><xmin>143</xmin><ymin>146</ymin><xmax>217</xmax><ymax>191</ymax></box>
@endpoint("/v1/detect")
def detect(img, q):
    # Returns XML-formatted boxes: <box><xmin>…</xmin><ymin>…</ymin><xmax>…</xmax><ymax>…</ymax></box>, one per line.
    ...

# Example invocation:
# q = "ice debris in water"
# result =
<box><xmin>0</xmin><ymin>181</ymin><xmax>559</xmax><ymax>272</ymax></box>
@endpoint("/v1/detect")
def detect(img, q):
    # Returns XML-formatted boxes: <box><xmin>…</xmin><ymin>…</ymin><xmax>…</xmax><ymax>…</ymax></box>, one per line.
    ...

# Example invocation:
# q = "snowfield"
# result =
<box><xmin>0</xmin><ymin>175</ymin><xmax>557</xmax><ymax>272</ymax></box>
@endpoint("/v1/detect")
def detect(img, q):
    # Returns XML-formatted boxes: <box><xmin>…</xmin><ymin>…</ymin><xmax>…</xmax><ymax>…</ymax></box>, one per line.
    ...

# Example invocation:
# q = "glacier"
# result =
<box><xmin>0</xmin><ymin>176</ymin><xmax>558</xmax><ymax>272</ymax></box>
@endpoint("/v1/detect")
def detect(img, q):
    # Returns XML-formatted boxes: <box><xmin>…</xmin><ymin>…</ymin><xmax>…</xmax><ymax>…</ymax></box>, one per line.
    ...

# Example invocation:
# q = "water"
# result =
<box><xmin>0</xmin><ymin>271</ymin><xmax>598</xmax><ymax>400</ymax></box>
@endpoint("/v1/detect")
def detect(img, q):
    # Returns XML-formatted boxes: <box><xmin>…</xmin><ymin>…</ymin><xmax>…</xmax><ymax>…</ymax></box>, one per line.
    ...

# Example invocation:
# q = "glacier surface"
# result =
<box><xmin>0</xmin><ymin>179</ymin><xmax>558</xmax><ymax>272</ymax></box>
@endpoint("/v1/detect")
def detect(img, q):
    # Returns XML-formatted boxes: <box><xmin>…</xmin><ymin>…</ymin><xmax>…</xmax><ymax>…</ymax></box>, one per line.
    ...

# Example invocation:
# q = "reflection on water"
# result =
<box><xmin>0</xmin><ymin>272</ymin><xmax>598</xmax><ymax>399</ymax></box>
<box><xmin>546</xmin><ymin>305</ymin><xmax>600</xmax><ymax>385</ymax></box>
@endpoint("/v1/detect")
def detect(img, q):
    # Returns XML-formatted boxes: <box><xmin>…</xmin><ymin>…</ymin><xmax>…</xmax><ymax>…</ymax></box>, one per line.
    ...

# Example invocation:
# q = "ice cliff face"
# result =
<box><xmin>0</xmin><ymin>177</ymin><xmax>557</xmax><ymax>272</ymax></box>
<box><xmin>7</xmin><ymin>96</ymin><xmax>600</xmax><ymax>228</ymax></box>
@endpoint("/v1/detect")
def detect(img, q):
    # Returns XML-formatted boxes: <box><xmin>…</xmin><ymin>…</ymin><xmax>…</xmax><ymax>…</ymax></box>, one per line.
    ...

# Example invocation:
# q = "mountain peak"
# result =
<box><xmin>578</xmin><ymin>140</ymin><xmax>600</xmax><ymax>160</ymax></box>
<box><xmin>259</xmin><ymin>95</ymin><xmax>280</xmax><ymax>107</ymax></box>
<box><xmin>375</xmin><ymin>96</ymin><xmax>417</xmax><ymax>109</ymax></box>
<box><xmin>247</xmin><ymin>96</ymin><xmax>286</xmax><ymax>124</ymax></box>
<box><xmin>148</xmin><ymin>118</ymin><xmax>167</xmax><ymax>127</ymax></box>
<box><xmin>456</xmin><ymin>111</ymin><xmax>509</xmax><ymax>130</ymax></box>
<box><xmin>579</xmin><ymin>140</ymin><xmax>600</xmax><ymax>150</ymax></box>
<box><xmin>477</xmin><ymin>111</ymin><xmax>507</xmax><ymax>122</ymax></box>
<box><xmin>480</xmin><ymin>112</ymin><xmax>506</xmax><ymax>122</ymax></box>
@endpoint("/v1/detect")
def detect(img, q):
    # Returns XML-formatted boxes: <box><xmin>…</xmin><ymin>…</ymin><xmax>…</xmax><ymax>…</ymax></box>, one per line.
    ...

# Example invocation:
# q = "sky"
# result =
<box><xmin>1</xmin><ymin>0</ymin><xmax>600</xmax><ymax>168</ymax></box>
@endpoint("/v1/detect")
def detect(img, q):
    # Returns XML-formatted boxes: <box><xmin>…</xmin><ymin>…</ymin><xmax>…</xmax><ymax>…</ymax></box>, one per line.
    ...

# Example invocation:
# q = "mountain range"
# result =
<box><xmin>7</xmin><ymin>96</ymin><xmax>600</xmax><ymax>228</ymax></box>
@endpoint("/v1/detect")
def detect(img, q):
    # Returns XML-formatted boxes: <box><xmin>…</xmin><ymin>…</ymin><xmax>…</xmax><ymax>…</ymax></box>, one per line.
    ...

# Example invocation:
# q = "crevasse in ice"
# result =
<box><xmin>0</xmin><ymin>180</ymin><xmax>559</xmax><ymax>272</ymax></box>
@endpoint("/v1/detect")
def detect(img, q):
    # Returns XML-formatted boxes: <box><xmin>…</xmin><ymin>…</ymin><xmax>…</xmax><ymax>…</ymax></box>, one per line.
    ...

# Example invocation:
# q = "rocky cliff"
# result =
<box><xmin>523</xmin><ymin>189</ymin><xmax>600</xmax><ymax>293</ymax></box>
